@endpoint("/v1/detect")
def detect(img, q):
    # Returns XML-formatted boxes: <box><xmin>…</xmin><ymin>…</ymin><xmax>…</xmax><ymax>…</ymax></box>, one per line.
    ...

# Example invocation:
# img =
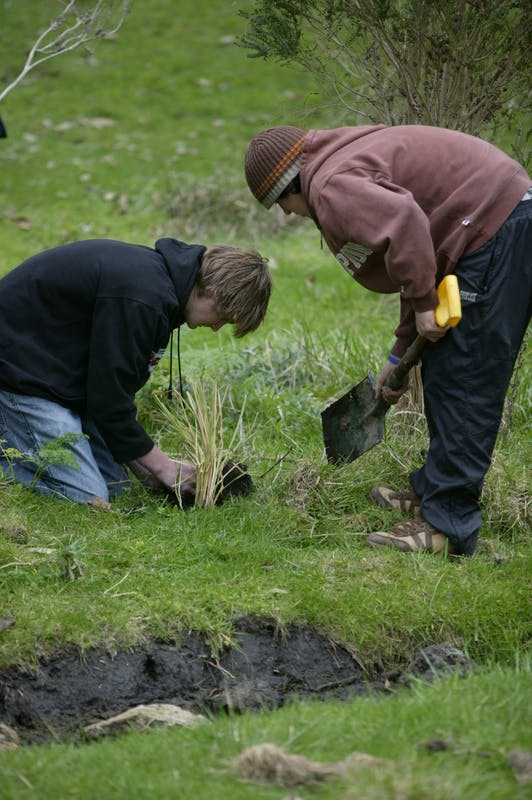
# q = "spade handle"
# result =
<box><xmin>386</xmin><ymin>335</ymin><xmax>427</xmax><ymax>390</ymax></box>
<box><xmin>386</xmin><ymin>275</ymin><xmax>462</xmax><ymax>391</ymax></box>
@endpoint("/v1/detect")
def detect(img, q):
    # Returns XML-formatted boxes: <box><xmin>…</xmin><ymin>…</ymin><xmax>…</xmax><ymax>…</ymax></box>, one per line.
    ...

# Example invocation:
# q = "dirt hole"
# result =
<box><xmin>0</xmin><ymin>617</ymin><xmax>470</xmax><ymax>744</ymax></box>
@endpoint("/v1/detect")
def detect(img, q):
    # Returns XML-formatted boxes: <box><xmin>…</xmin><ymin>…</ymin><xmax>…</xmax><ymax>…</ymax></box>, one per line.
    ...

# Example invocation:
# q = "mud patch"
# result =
<box><xmin>0</xmin><ymin>618</ymin><xmax>471</xmax><ymax>744</ymax></box>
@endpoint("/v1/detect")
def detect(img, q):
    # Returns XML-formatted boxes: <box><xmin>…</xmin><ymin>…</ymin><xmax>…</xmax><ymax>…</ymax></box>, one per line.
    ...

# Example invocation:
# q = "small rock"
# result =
<box><xmin>419</xmin><ymin>737</ymin><xmax>455</xmax><ymax>752</ymax></box>
<box><xmin>210</xmin><ymin>679</ymin><xmax>279</xmax><ymax>713</ymax></box>
<box><xmin>507</xmin><ymin>750</ymin><xmax>532</xmax><ymax>786</ymax></box>
<box><xmin>232</xmin><ymin>743</ymin><xmax>389</xmax><ymax>787</ymax></box>
<box><xmin>0</xmin><ymin>619</ymin><xmax>15</xmax><ymax>632</ymax></box>
<box><xmin>399</xmin><ymin>643</ymin><xmax>473</xmax><ymax>685</ymax></box>
<box><xmin>492</xmin><ymin>552</ymin><xmax>509</xmax><ymax>565</ymax></box>
<box><xmin>0</xmin><ymin>521</ymin><xmax>28</xmax><ymax>543</ymax></box>
<box><xmin>80</xmin><ymin>117</ymin><xmax>115</xmax><ymax>129</ymax></box>
<box><xmin>87</xmin><ymin>497</ymin><xmax>113</xmax><ymax>512</ymax></box>
<box><xmin>84</xmin><ymin>703</ymin><xmax>205</xmax><ymax>738</ymax></box>
<box><xmin>232</xmin><ymin>743</ymin><xmax>341</xmax><ymax>786</ymax></box>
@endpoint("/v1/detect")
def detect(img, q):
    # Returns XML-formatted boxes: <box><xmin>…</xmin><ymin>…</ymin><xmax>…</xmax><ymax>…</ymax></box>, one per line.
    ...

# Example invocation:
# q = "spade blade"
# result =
<box><xmin>321</xmin><ymin>374</ymin><xmax>387</xmax><ymax>465</ymax></box>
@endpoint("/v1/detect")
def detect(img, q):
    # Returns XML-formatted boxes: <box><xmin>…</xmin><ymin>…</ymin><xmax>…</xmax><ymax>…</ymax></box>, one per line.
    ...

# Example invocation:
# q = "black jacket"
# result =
<box><xmin>0</xmin><ymin>238</ymin><xmax>205</xmax><ymax>462</ymax></box>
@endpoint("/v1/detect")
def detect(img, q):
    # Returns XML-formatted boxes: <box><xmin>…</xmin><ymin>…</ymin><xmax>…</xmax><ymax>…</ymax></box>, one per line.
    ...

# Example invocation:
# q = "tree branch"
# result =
<box><xmin>0</xmin><ymin>0</ymin><xmax>131</xmax><ymax>103</ymax></box>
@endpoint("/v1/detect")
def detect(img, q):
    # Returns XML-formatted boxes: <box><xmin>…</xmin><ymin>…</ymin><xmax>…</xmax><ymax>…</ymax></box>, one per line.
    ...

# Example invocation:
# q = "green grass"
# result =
<box><xmin>1</xmin><ymin>468</ymin><xmax>529</xmax><ymax>668</ymax></box>
<box><xmin>1</xmin><ymin>1</ymin><xmax>531</xmax><ymax>797</ymax></box>
<box><xmin>0</xmin><ymin>0</ymin><xmax>329</xmax><ymax>264</ymax></box>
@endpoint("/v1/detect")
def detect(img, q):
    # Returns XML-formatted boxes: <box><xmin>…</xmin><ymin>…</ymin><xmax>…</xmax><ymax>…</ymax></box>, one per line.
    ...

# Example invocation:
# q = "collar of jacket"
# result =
<box><xmin>155</xmin><ymin>237</ymin><xmax>206</xmax><ymax>326</ymax></box>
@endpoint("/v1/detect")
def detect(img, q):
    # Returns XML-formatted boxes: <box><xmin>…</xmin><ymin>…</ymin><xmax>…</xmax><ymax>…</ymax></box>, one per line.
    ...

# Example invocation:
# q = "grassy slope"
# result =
<box><xmin>0</xmin><ymin>1</ymin><xmax>530</xmax><ymax>797</ymax></box>
<box><xmin>0</xmin><ymin>0</ymin><xmax>328</xmax><ymax>263</ymax></box>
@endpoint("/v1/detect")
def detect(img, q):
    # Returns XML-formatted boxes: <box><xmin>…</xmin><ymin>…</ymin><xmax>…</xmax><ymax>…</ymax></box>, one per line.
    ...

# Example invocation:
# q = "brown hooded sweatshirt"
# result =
<box><xmin>300</xmin><ymin>125</ymin><xmax>530</xmax><ymax>355</ymax></box>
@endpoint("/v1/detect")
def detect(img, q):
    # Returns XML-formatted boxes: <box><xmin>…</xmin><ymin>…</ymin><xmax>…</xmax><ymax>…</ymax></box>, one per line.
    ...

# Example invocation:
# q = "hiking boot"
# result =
<box><xmin>368</xmin><ymin>517</ymin><xmax>457</xmax><ymax>555</ymax></box>
<box><xmin>369</xmin><ymin>486</ymin><xmax>421</xmax><ymax>515</ymax></box>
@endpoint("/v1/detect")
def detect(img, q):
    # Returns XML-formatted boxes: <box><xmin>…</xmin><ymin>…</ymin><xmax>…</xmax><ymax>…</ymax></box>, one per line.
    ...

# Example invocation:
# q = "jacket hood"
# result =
<box><xmin>301</xmin><ymin>125</ymin><xmax>387</xmax><ymax>188</ymax></box>
<box><xmin>155</xmin><ymin>238</ymin><xmax>206</xmax><ymax>324</ymax></box>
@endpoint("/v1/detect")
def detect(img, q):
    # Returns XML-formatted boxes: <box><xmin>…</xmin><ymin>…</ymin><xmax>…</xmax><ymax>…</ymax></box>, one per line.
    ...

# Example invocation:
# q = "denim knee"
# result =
<box><xmin>0</xmin><ymin>390</ymin><xmax>110</xmax><ymax>503</ymax></box>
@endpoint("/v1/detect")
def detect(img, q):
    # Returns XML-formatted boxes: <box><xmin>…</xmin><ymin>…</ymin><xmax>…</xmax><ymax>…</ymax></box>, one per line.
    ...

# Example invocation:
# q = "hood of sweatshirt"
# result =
<box><xmin>301</xmin><ymin>125</ymin><xmax>387</xmax><ymax>191</ymax></box>
<box><xmin>155</xmin><ymin>237</ymin><xmax>206</xmax><ymax>325</ymax></box>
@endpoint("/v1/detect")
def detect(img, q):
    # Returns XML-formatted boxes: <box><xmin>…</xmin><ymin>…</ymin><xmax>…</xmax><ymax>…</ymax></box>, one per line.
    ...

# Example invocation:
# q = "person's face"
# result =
<box><xmin>277</xmin><ymin>193</ymin><xmax>311</xmax><ymax>217</ymax></box>
<box><xmin>185</xmin><ymin>292</ymin><xmax>228</xmax><ymax>332</ymax></box>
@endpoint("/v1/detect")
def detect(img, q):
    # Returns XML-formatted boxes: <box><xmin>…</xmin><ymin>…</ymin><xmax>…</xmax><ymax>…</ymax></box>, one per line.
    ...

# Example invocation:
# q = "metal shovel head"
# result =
<box><xmin>321</xmin><ymin>373</ymin><xmax>386</xmax><ymax>464</ymax></box>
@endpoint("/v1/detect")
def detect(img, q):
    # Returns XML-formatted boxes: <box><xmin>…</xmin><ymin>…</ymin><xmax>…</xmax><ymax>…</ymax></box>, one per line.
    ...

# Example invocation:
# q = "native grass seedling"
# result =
<box><xmin>154</xmin><ymin>380</ymin><xmax>250</xmax><ymax>508</ymax></box>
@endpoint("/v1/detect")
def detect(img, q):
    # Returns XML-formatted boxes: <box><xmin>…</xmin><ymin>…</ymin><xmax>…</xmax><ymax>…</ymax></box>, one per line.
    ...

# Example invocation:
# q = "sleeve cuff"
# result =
<box><xmin>411</xmin><ymin>288</ymin><xmax>438</xmax><ymax>312</ymax></box>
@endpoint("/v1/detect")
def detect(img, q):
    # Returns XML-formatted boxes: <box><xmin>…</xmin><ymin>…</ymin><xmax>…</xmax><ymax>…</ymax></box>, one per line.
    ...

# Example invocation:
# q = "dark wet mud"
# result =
<box><xmin>0</xmin><ymin>617</ymin><xmax>471</xmax><ymax>744</ymax></box>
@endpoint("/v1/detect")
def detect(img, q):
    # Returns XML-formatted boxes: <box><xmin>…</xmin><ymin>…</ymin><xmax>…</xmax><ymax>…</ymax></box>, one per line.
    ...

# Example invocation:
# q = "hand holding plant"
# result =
<box><xmin>155</xmin><ymin>380</ymin><xmax>250</xmax><ymax>509</ymax></box>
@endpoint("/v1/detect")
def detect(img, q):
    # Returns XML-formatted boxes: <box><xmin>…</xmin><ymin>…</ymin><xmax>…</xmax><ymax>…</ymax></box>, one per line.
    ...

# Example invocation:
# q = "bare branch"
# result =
<box><xmin>0</xmin><ymin>0</ymin><xmax>131</xmax><ymax>103</ymax></box>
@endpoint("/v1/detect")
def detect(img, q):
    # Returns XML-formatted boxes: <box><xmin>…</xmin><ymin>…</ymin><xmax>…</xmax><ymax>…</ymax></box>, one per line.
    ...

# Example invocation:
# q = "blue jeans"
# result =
<box><xmin>410</xmin><ymin>198</ymin><xmax>532</xmax><ymax>554</ymax></box>
<box><xmin>0</xmin><ymin>391</ymin><xmax>130</xmax><ymax>503</ymax></box>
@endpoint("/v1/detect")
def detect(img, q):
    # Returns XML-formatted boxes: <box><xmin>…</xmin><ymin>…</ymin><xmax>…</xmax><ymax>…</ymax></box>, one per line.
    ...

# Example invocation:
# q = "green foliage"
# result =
<box><xmin>240</xmin><ymin>0</ymin><xmax>304</xmax><ymax>60</ymax></box>
<box><xmin>32</xmin><ymin>434</ymin><xmax>83</xmax><ymax>472</ymax></box>
<box><xmin>0</xmin><ymin>433</ymin><xmax>84</xmax><ymax>489</ymax></box>
<box><xmin>239</xmin><ymin>0</ymin><xmax>532</xmax><ymax>135</ymax></box>
<box><xmin>39</xmin><ymin>535</ymin><xmax>87</xmax><ymax>582</ymax></box>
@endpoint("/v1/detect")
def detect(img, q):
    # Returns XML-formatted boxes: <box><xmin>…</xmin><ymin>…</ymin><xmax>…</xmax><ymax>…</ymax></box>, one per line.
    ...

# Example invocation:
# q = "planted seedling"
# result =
<box><xmin>155</xmin><ymin>380</ymin><xmax>253</xmax><ymax>508</ymax></box>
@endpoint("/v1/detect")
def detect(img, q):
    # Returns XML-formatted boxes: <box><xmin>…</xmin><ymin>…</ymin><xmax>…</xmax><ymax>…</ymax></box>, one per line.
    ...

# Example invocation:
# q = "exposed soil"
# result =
<box><xmin>0</xmin><ymin>617</ymin><xmax>471</xmax><ymax>744</ymax></box>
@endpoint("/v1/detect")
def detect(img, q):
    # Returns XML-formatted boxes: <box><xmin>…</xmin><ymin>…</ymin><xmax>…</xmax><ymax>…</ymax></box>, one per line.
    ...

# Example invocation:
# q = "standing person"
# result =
<box><xmin>245</xmin><ymin>124</ymin><xmax>531</xmax><ymax>556</ymax></box>
<box><xmin>0</xmin><ymin>238</ymin><xmax>271</xmax><ymax>505</ymax></box>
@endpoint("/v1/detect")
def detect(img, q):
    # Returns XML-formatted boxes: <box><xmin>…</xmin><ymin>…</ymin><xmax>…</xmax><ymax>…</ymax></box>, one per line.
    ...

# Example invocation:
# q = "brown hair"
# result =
<box><xmin>196</xmin><ymin>245</ymin><xmax>272</xmax><ymax>337</ymax></box>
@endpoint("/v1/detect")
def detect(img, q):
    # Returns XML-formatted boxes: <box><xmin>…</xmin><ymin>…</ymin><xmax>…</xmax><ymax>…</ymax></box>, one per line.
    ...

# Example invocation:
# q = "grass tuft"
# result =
<box><xmin>155</xmin><ymin>381</ymin><xmax>248</xmax><ymax>508</ymax></box>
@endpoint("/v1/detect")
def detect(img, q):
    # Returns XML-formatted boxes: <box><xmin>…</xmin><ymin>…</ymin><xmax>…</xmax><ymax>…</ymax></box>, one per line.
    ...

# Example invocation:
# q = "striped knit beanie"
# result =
<box><xmin>245</xmin><ymin>126</ymin><xmax>306</xmax><ymax>209</ymax></box>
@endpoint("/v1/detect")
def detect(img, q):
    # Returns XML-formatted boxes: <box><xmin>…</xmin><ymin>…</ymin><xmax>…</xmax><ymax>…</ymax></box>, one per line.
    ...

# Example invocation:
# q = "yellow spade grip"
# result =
<box><xmin>435</xmin><ymin>274</ymin><xmax>462</xmax><ymax>327</ymax></box>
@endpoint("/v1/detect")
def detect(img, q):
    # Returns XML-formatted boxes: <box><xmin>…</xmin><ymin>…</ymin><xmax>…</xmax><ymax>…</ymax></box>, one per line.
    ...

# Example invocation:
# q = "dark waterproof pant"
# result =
<box><xmin>410</xmin><ymin>198</ymin><xmax>532</xmax><ymax>555</ymax></box>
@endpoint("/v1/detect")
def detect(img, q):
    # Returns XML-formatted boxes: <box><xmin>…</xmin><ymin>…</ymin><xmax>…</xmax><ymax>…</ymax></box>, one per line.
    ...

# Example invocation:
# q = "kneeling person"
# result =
<box><xmin>0</xmin><ymin>238</ymin><xmax>271</xmax><ymax>504</ymax></box>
